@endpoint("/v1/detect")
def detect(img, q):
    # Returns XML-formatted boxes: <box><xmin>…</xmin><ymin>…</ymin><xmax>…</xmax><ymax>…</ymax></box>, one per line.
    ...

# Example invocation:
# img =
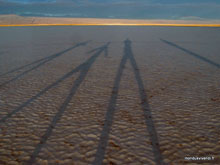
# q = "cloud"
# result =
<box><xmin>1</xmin><ymin>0</ymin><xmax>220</xmax><ymax>20</ymax></box>
<box><xmin>179</xmin><ymin>16</ymin><xmax>205</xmax><ymax>20</ymax></box>
<box><xmin>2</xmin><ymin>0</ymin><xmax>220</xmax><ymax>6</ymax></box>
<box><xmin>12</xmin><ymin>0</ymin><xmax>55</xmax><ymax>2</ymax></box>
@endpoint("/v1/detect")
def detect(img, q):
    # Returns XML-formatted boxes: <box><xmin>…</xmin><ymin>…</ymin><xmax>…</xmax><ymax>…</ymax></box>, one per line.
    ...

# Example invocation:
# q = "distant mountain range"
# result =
<box><xmin>0</xmin><ymin>0</ymin><xmax>220</xmax><ymax>20</ymax></box>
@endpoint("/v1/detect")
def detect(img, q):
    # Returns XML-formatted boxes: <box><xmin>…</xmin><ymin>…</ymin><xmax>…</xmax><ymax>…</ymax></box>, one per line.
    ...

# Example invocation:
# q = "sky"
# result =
<box><xmin>0</xmin><ymin>0</ymin><xmax>220</xmax><ymax>20</ymax></box>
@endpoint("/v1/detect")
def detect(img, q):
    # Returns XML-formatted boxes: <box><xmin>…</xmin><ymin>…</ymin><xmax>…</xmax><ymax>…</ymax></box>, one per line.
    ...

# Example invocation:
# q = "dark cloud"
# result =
<box><xmin>0</xmin><ymin>0</ymin><xmax>220</xmax><ymax>19</ymax></box>
<box><xmin>3</xmin><ymin>0</ymin><xmax>220</xmax><ymax>5</ymax></box>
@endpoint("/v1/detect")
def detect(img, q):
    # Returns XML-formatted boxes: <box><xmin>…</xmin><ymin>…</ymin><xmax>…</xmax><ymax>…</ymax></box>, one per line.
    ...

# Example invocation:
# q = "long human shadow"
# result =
<box><xmin>160</xmin><ymin>39</ymin><xmax>220</xmax><ymax>69</ymax></box>
<box><xmin>93</xmin><ymin>39</ymin><xmax>164</xmax><ymax>165</ymax></box>
<box><xmin>0</xmin><ymin>41</ymin><xmax>90</xmax><ymax>87</ymax></box>
<box><xmin>0</xmin><ymin>41</ymin><xmax>90</xmax><ymax>78</ymax></box>
<box><xmin>0</xmin><ymin>42</ymin><xmax>109</xmax><ymax>125</ymax></box>
<box><xmin>23</xmin><ymin>42</ymin><xmax>110</xmax><ymax>164</ymax></box>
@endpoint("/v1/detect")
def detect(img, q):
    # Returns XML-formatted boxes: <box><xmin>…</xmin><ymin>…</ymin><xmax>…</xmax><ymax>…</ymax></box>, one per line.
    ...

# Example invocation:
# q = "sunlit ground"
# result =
<box><xmin>0</xmin><ymin>26</ymin><xmax>219</xmax><ymax>164</ymax></box>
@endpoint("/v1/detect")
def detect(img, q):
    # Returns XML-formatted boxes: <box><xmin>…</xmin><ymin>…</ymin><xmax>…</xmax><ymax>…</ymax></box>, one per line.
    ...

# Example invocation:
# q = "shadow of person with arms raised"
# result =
<box><xmin>93</xmin><ymin>39</ymin><xmax>164</xmax><ymax>165</ymax></box>
<box><xmin>0</xmin><ymin>42</ymin><xmax>110</xmax><ymax>124</ymax></box>
<box><xmin>26</xmin><ymin>42</ymin><xmax>110</xmax><ymax>164</ymax></box>
<box><xmin>0</xmin><ymin>41</ymin><xmax>90</xmax><ymax>87</ymax></box>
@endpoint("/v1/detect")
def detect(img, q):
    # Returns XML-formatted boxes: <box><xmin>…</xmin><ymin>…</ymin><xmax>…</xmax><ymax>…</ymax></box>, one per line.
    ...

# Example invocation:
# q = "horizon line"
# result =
<box><xmin>1</xmin><ymin>23</ymin><xmax>220</xmax><ymax>27</ymax></box>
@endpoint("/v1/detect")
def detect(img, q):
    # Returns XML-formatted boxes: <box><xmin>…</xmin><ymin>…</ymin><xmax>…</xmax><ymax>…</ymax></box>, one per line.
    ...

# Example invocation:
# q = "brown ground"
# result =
<box><xmin>0</xmin><ymin>26</ymin><xmax>219</xmax><ymax>164</ymax></box>
<box><xmin>0</xmin><ymin>14</ymin><xmax>220</xmax><ymax>26</ymax></box>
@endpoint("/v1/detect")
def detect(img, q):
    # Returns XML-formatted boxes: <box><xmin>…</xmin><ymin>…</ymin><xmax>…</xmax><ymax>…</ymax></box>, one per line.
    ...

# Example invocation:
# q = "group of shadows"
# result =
<box><xmin>0</xmin><ymin>38</ymin><xmax>219</xmax><ymax>165</ymax></box>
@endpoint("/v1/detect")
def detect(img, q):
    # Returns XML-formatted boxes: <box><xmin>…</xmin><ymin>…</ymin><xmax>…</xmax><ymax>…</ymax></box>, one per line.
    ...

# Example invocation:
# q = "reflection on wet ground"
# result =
<box><xmin>0</xmin><ymin>26</ymin><xmax>220</xmax><ymax>164</ymax></box>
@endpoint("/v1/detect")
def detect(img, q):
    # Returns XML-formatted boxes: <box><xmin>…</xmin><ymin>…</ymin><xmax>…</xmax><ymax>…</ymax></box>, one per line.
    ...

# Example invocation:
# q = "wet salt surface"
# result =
<box><xmin>0</xmin><ymin>26</ymin><xmax>220</xmax><ymax>164</ymax></box>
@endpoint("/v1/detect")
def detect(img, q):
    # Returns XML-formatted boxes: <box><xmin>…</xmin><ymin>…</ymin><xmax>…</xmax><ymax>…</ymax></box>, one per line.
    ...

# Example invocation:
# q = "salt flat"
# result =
<box><xmin>0</xmin><ymin>26</ymin><xmax>219</xmax><ymax>164</ymax></box>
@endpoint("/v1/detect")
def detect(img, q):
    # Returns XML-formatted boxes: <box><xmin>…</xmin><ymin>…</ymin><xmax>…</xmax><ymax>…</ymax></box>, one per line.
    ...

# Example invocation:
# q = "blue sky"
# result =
<box><xmin>0</xmin><ymin>0</ymin><xmax>220</xmax><ymax>19</ymax></box>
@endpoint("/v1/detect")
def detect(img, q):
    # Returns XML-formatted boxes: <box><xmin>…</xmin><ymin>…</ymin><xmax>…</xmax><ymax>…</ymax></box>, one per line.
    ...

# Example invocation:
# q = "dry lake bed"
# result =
<box><xmin>0</xmin><ymin>26</ymin><xmax>220</xmax><ymax>164</ymax></box>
